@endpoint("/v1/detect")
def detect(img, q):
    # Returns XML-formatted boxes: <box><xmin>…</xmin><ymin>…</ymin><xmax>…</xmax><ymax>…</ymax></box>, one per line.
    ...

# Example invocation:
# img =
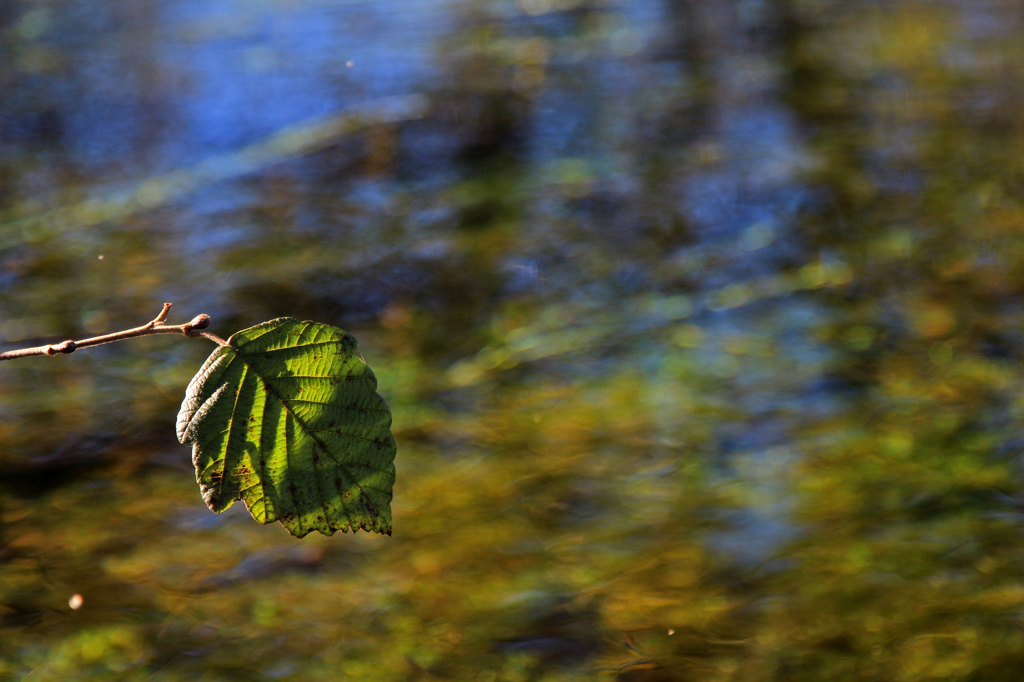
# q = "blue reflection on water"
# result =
<box><xmin>21</xmin><ymin>0</ymin><xmax>452</xmax><ymax>174</ymax></box>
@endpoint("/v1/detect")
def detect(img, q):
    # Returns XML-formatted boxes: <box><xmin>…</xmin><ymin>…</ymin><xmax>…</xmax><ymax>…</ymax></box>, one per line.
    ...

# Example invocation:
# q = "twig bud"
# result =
<box><xmin>46</xmin><ymin>340</ymin><xmax>77</xmax><ymax>355</ymax></box>
<box><xmin>188</xmin><ymin>314</ymin><xmax>211</xmax><ymax>330</ymax></box>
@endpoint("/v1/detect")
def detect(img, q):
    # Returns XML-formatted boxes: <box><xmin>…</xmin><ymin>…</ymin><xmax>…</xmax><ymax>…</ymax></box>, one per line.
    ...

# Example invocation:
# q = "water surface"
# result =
<box><xmin>4</xmin><ymin>1</ymin><xmax>1024</xmax><ymax>679</ymax></box>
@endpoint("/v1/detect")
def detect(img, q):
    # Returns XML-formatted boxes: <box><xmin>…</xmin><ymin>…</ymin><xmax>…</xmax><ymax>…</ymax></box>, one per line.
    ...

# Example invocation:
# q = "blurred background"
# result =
<box><xmin>4</xmin><ymin>0</ymin><xmax>1024</xmax><ymax>679</ymax></box>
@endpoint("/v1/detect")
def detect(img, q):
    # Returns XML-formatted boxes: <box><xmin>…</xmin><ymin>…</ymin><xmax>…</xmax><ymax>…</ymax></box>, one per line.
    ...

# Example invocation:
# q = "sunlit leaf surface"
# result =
<box><xmin>176</xmin><ymin>319</ymin><xmax>396</xmax><ymax>537</ymax></box>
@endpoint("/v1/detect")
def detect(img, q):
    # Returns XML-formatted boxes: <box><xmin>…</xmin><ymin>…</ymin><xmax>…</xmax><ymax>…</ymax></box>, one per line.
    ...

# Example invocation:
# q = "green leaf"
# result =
<box><xmin>175</xmin><ymin>318</ymin><xmax>396</xmax><ymax>537</ymax></box>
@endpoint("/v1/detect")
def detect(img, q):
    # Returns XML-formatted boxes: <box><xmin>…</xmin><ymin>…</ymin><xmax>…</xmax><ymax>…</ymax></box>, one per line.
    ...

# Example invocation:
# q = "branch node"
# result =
<box><xmin>152</xmin><ymin>302</ymin><xmax>173</xmax><ymax>326</ymax></box>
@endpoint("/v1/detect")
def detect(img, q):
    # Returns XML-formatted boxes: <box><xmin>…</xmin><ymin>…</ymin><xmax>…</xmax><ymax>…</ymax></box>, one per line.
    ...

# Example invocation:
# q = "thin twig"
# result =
<box><xmin>0</xmin><ymin>303</ymin><xmax>228</xmax><ymax>362</ymax></box>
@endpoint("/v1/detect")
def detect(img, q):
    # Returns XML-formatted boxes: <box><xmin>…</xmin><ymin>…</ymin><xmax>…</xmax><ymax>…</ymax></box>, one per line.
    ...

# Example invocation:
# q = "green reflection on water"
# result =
<box><xmin>5</xmin><ymin>0</ymin><xmax>1024</xmax><ymax>680</ymax></box>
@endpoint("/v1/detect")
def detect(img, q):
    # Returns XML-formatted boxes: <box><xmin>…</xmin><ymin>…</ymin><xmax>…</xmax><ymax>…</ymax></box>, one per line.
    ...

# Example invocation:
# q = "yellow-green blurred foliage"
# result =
<box><xmin>6</xmin><ymin>0</ymin><xmax>1024</xmax><ymax>680</ymax></box>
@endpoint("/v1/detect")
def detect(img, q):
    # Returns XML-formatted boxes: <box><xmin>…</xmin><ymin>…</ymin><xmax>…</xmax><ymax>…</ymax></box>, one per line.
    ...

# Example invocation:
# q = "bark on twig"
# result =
<box><xmin>0</xmin><ymin>303</ymin><xmax>227</xmax><ymax>362</ymax></box>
